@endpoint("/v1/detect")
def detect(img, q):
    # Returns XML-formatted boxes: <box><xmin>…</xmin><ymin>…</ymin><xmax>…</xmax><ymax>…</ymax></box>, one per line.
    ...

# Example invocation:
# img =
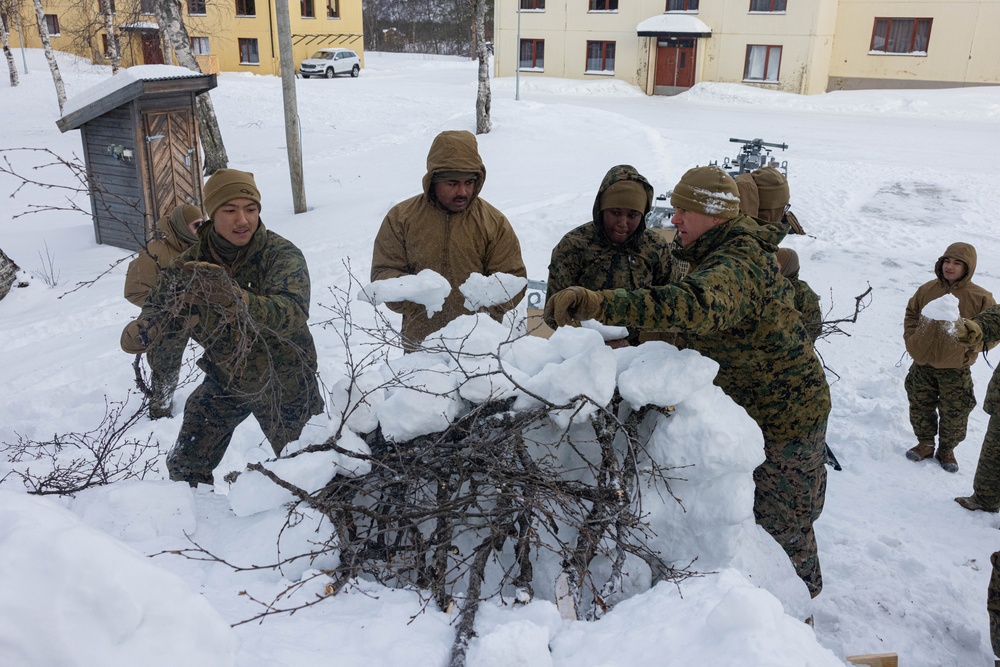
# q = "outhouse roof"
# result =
<box><xmin>636</xmin><ymin>14</ymin><xmax>713</xmax><ymax>38</ymax></box>
<box><xmin>56</xmin><ymin>66</ymin><xmax>216</xmax><ymax>133</ymax></box>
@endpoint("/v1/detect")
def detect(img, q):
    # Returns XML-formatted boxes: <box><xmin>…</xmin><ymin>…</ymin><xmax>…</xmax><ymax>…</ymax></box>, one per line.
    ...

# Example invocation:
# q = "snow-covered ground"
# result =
<box><xmin>2</xmin><ymin>49</ymin><xmax>1000</xmax><ymax>666</ymax></box>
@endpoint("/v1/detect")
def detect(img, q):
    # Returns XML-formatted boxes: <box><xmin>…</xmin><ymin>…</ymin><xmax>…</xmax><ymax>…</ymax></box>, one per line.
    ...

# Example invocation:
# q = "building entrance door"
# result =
<box><xmin>654</xmin><ymin>39</ymin><xmax>696</xmax><ymax>90</ymax></box>
<box><xmin>141</xmin><ymin>32</ymin><xmax>164</xmax><ymax>65</ymax></box>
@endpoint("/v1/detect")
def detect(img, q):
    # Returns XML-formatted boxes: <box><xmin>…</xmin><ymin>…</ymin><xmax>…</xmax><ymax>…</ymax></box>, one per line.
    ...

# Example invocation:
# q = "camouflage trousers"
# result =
<box><xmin>970</xmin><ymin>414</ymin><xmax>1000</xmax><ymax>511</ymax></box>
<box><xmin>166</xmin><ymin>374</ymin><xmax>323</xmax><ymax>485</ymax></box>
<box><xmin>990</xmin><ymin>551</ymin><xmax>1000</xmax><ymax>658</ymax></box>
<box><xmin>753</xmin><ymin>422</ymin><xmax>828</xmax><ymax>598</ymax></box>
<box><xmin>904</xmin><ymin>363</ymin><xmax>976</xmax><ymax>450</ymax></box>
<box><xmin>147</xmin><ymin>332</ymin><xmax>188</xmax><ymax>414</ymax></box>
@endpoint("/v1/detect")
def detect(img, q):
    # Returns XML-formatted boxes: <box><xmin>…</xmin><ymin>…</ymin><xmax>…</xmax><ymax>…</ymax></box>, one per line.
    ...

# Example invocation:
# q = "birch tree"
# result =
<box><xmin>1</xmin><ymin>8</ymin><xmax>19</xmax><ymax>87</ymax></box>
<box><xmin>471</xmin><ymin>0</ymin><xmax>490</xmax><ymax>134</ymax></box>
<box><xmin>97</xmin><ymin>0</ymin><xmax>120</xmax><ymax>74</ymax></box>
<box><xmin>31</xmin><ymin>0</ymin><xmax>66</xmax><ymax>113</ymax></box>
<box><xmin>152</xmin><ymin>0</ymin><xmax>228</xmax><ymax>174</ymax></box>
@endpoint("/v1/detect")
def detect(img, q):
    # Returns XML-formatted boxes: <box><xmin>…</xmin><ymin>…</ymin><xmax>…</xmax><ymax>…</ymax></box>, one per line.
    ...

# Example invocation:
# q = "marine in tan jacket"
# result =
<box><xmin>903</xmin><ymin>242</ymin><xmax>995</xmax><ymax>471</ymax></box>
<box><xmin>370</xmin><ymin>130</ymin><xmax>526</xmax><ymax>346</ymax></box>
<box><xmin>124</xmin><ymin>204</ymin><xmax>203</xmax><ymax>419</ymax></box>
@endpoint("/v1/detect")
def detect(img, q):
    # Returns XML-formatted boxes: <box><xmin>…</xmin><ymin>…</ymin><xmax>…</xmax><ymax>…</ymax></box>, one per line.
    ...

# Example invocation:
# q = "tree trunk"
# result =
<box><xmin>1</xmin><ymin>11</ymin><xmax>19</xmax><ymax>86</ymax></box>
<box><xmin>97</xmin><ymin>0</ymin><xmax>120</xmax><ymax>73</ymax></box>
<box><xmin>31</xmin><ymin>0</ymin><xmax>66</xmax><ymax>113</ymax></box>
<box><xmin>273</xmin><ymin>0</ymin><xmax>307</xmax><ymax>213</ymax></box>
<box><xmin>152</xmin><ymin>0</ymin><xmax>228</xmax><ymax>174</ymax></box>
<box><xmin>472</xmin><ymin>0</ymin><xmax>491</xmax><ymax>134</ymax></box>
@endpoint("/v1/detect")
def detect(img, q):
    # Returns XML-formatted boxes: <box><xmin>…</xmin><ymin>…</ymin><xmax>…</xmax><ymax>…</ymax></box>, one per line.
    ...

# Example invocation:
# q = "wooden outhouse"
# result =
<box><xmin>56</xmin><ymin>66</ymin><xmax>217</xmax><ymax>251</ymax></box>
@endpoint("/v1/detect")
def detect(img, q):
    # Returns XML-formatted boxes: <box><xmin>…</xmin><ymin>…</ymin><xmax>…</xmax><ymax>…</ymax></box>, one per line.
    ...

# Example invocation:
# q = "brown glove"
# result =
<box><xmin>954</xmin><ymin>318</ymin><xmax>984</xmax><ymax>347</ymax></box>
<box><xmin>120</xmin><ymin>317</ymin><xmax>160</xmax><ymax>354</ymax></box>
<box><xmin>544</xmin><ymin>287</ymin><xmax>605</xmax><ymax>327</ymax></box>
<box><xmin>179</xmin><ymin>261</ymin><xmax>246</xmax><ymax>318</ymax></box>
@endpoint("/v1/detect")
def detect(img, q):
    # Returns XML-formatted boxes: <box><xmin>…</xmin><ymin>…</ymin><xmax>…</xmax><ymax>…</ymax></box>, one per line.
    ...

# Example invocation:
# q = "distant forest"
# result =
<box><xmin>362</xmin><ymin>0</ymin><xmax>495</xmax><ymax>56</ymax></box>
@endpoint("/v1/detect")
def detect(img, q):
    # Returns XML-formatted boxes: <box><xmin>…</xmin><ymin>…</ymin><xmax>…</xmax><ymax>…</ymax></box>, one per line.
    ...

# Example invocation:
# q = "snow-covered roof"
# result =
<box><xmin>62</xmin><ymin>65</ymin><xmax>204</xmax><ymax>117</ymax></box>
<box><xmin>57</xmin><ymin>65</ymin><xmax>215</xmax><ymax>131</ymax></box>
<box><xmin>636</xmin><ymin>14</ymin><xmax>712</xmax><ymax>37</ymax></box>
<box><xmin>119</xmin><ymin>21</ymin><xmax>159</xmax><ymax>30</ymax></box>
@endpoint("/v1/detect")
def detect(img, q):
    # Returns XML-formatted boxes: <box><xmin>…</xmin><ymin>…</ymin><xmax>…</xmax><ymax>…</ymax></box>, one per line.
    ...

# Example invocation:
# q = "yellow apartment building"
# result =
<box><xmin>4</xmin><ymin>0</ymin><xmax>364</xmax><ymax>76</ymax></box>
<box><xmin>495</xmin><ymin>0</ymin><xmax>1000</xmax><ymax>95</ymax></box>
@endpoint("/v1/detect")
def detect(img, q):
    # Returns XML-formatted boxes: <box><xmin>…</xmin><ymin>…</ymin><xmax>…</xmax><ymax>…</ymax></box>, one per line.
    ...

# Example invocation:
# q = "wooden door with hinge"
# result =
<box><xmin>142</xmin><ymin>108</ymin><xmax>202</xmax><ymax>229</ymax></box>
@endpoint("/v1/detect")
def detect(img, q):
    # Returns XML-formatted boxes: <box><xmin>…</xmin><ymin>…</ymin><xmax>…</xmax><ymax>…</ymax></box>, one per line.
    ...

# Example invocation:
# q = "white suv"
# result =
<box><xmin>299</xmin><ymin>48</ymin><xmax>361</xmax><ymax>79</ymax></box>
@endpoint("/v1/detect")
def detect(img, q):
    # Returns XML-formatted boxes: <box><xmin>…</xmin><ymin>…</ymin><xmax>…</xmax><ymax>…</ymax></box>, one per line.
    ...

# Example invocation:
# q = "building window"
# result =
<box><xmin>520</xmin><ymin>0</ymin><xmax>544</xmax><ymax>9</ymax></box>
<box><xmin>43</xmin><ymin>14</ymin><xmax>60</xmax><ymax>35</ymax></box>
<box><xmin>101</xmin><ymin>34</ymin><xmax>110</xmax><ymax>56</ymax></box>
<box><xmin>190</xmin><ymin>36</ymin><xmax>210</xmax><ymax>55</ymax></box>
<box><xmin>589</xmin><ymin>0</ymin><xmax>617</xmax><ymax>11</ymax></box>
<box><xmin>519</xmin><ymin>39</ymin><xmax>544</xmax><ymax>69</ymax></box>
<box><xmin>744</xmin><ymin>44</ymin><xmax>781</xmax><ymax>82</ymax></box>
<box><xmin>666</xmin><ymin>0</ymin><xmax>698</xmax><ymax>10</ymax></box>
<box><xmin>585</xmin><ymin>41</ymin><xmax>615</xmax><ymax>73</ymax></box>
<box><xmin>871</xmin><ymin>18</ymin><xmax>932</xmax><ymax>54</ymax></box>
<box><xmin>239</xmin><ymin>37</ymin><xmax>259</xmax><ymax>64</ymax></box>
<box><xmin>327</xmin><ymin>0</ymin><xmax>339</xmax><ymax>17</ymax></box>
<box><xmin>139</xmin><ymin>0</ymin><xmax>155</xmax><ymax>14</ymax></box>
<box><xmin>187</xmin><ymin>0</ymin><xmax>206</xmax><ymax>14</ymax></box>
<box><xmin>301</xmin><ymin>0</ymin><xmax>314</xmax><ymax>17</ymax></box>
<box><xmin>749</xmin><ymin>0</ymin><xmax>786</xmax><ymax>11</ymax></box>
<box><xmin>236</xmin><ymin>0</ymin><xmax>256</xmax><ymax>17</ymax></box>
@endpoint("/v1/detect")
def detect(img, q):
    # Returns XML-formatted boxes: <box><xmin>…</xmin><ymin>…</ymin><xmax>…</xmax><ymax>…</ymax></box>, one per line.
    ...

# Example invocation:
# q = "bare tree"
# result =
<box><xmin>30</xmin><ymin>0</ymin><xmax>66</xmax><ymax>113</ymax></box>
<box><xmin>1</xmin><ymin>7</ymin><xmax>19</xmax><ymax>86</ymax></box>
<box><xmin>152</xmin><ymin>0</ymin><xmax>228</xmax><ymax>174</ymax></box>
<box><xmin>471</xmin><ymin>0</ymin><xmax>490</xmax><ymax>134</ymax></box>
<box><xmin>97</xmin><ymin>0</ymin><xmax>120</xmax><ymax>73</ymax></box>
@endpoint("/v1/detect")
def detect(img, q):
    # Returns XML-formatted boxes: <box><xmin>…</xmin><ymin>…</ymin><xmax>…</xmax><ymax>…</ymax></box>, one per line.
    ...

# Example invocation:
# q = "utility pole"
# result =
<box><xmin>273</xmin><ymin>0</ymin><xmax>306</xmax><ymax>213</ymax></box>
<box><xmin>515</xmin><ymin>1</ymin><xmax>520</xmax><ymax>101</ymax></box>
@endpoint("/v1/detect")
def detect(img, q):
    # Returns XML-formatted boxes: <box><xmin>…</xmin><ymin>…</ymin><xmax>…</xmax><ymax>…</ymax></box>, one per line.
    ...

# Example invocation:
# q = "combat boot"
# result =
<box><xmin>936</xmin><ymin>448</ymin><xmax>959</xmax><ymax>473</ymax></box>
<box><xmin>147</xmin><ymin>386</ymin><xmax>174</xmax><ymax>420</ymax></box>
<box><xmin>905</xmin><ymin>442</ymin><xmax>935</xmax><ymax>462</ymax></box>
<box><xmin>955</xmin><ymin>495</ymin><xmax>1000</xmax><ymax>513</ymax></box>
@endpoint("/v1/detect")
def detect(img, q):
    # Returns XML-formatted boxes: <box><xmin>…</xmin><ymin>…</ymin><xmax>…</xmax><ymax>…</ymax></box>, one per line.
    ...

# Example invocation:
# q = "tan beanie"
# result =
<box><xmin>670</xmin><ymin>166</ymin><xmax>740</xmax><ymax>220</ymax></box>
<box><xmin>203</xmin><ymin>168</ymin><xmax>262</xmax><ymax>220</ymax></box>
<box><xmin>775</xmin><ymin>247</ymin><xmax>800</xmax><ymax>279</ymax></box>
<box><xmin>600</xmin><ymin>180</ymin><xmax>648</xmax><ymax>214</ymax></box>
<box><xmin>751</xmin><ymin>167</ymin><xmax>790</xmax><ymax>210</ymax></box>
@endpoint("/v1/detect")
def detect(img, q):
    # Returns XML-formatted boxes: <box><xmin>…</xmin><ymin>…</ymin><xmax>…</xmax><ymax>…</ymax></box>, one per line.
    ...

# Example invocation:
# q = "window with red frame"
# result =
<box><xmin>749</xmin><ymin>0</ymin><xmax>786</xmax><ymax>11</ymax></box>
<box><xmin>666</xmin><ymin>0</ymin><xmax>698</xmax><ymax>10</ymax></box>
<box><xmin>519</xmin><ymin>39</ymin><xmax>544</xmax><ymax>69</ymax></box>
<box><xmin>585</xmin><ymin>41</ymin><xmax>615</xmax><ymax>72</ymax></box>
<box><xmin>871</xmin><ymin>18</ymin><xmax>932</xmax><ymax>54</ymax></box>
<box><xmin>744</xmin><ymin>44</ymin><xmax>781</xmax><ymax>81</ymax></box>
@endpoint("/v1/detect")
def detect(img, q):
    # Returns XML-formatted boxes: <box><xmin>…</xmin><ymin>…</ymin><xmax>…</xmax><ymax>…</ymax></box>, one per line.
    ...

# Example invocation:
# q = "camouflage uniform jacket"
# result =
<box><xmin>599</xmin><ymin>214</ymin><xmax>831</xmax><ymax>452</ymax></box>
<box><xmin>905</xmin><ymin>242</ymin><xmax>995</xmax><ymax>369</ymax></box>
<box><xmin>143</xmin><ymin>220</ymin><xmax>321</xmax><ymax>404</ymax></box>
<box><xmin>124</xmin><ymin>213</ymin><xmax>193</xmax><ymax>307</ymax></box>
<box><xmin>972</xmin><ymin>304</ymin><xmax>1000</xmax><ymax>415</ymax></box>
<box><xmin>788</xmin><ymin>276</ymin><xmax>822</xmax><ymax>343</ymax></box>
<box><xmin>371</xmin><ymin>131</ymin><xmax>526</xmax><ymax>344</ymax></box>
<box><xmin>544</xmin><ymin>166</ymin><xmax>673</xmax><ymax>340</ymax></box>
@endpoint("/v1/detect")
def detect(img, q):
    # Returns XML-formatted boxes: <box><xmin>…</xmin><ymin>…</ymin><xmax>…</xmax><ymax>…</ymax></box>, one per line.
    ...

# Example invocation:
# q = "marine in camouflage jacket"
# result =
<box><xmin>598</xmin><ymin>214</ymin><xmax>831</xmax><ymax>460</ymax></box>
<box><xmin>971</xmin><ymin>304</ymin><xmax>1000</xmax><ymax>416</ymax></box>
<box><xmin>141</xmin><ymin>220</ymin><xmax>322</xmax><ymax>410</ymax></box>
<box><xmin>544</xmin><ymin>165</ymin><xmax>674</xmax><ymax>343</ymax></box>
<box><xmin>788</xmin><ymin>276</ymin><xmax>822</xmax><ymax>343</ymax></box>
